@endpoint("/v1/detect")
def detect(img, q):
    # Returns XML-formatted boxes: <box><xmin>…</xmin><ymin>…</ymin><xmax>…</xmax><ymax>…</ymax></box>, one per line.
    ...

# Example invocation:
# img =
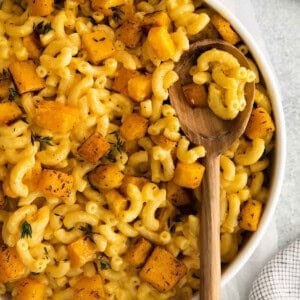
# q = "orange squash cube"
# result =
<box><xmin>140</xmin><ymin>247</ymin><xmax>187</xmax><ymax>292</ymax></box>
<box><xmin>14</xmin><ymin>278</ymin><xmax>46</xmax><ymax>300</ymax></box>
<box><xmin>120</xmin><ymin>114</ymin><xmax>148</xmax><ymax>141</ymax></box>
<box><xmin>125</xmin><ymin>237</ymin><xmax>152</xmax><ymax>267</ymax></box>
<box><xmin>73</xmin><ymin>275</ymin><xmax>106</xmax><ymax>300</ymax></box>
<box><xmin>0</xmin><ymin>102</ymin><xmax>22</xmax><ymax>125</ymax></box>
<box><xmin>67</xmin><ymin>237</ymin><xmax>96</xmax><ymax>268</ymax></box>
<box><xmin>0</xmin><ymin>246</ymin><xmax>27</xmax><ymax>283</ymax></box>
<box><xmin>78</xmin><ymin>132</ymin><xmax>111</xmax><ymax>163</ymax></box>
<box><xmin>127</xmin><ymin>74</ymin><xmax>152</xmax><ymax>102</ymax></box>
<box><xmin>82</xmin><ymin>30</ymin><xmax>115</xmax><ymax>64</ymax></box>
<box><xmin>9</xmin><ymin>61</ymin><xmax>45</xmax><ymax>94</ymax></box>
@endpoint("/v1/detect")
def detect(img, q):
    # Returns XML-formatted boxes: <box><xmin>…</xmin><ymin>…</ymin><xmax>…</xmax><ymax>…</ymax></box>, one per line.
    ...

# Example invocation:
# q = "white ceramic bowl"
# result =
<box><xmin>197</xmin><ymin>0</ymin><xmax>286</xmax><ymax>290</ymax></box>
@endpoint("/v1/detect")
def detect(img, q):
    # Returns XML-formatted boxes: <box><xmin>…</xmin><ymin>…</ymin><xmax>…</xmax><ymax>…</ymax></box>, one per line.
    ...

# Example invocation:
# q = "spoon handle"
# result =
<box><xmin>200</xmin><ymin>153</ymin><xmax>221</xmax><ymax>300</ymax></box>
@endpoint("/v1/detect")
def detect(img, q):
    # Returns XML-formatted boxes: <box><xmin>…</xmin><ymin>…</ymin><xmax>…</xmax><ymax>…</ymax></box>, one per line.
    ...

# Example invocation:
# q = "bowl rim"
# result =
<box><xmin>202</xmin><ymin>0</ymin><xmax>287</xmax><ymax>288</ymax></box>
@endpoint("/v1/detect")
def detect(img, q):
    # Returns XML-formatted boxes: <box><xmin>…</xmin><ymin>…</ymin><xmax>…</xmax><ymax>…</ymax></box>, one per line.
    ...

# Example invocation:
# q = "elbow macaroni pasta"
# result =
<box><xmin>0</xmin><ymin>0</ymin><xmax>276</xmax><ymax>298</ymax></box>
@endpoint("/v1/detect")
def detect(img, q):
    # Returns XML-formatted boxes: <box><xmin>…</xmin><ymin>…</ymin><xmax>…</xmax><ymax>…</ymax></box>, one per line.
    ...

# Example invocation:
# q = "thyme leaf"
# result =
<box><xmin>33</xmin><ymin>21</ymin><xmax>52</xmax><ymax>39</ymax></box>
<box><xmin>111</xmin><ymin>6</ymin><xmax>124</xmax><ymax>22</ymax></box>
<box><xmin>21</xmin><ymin>221</ymin><xmax>32</xmax><ymax>238</ymax></box>
<box><xmin>106</xmin><ymin>131</ymin><xmax>124</xmax><ymax>162</ymax></box>
<box><xmin>99</xmin><ymin>256</ymin><xmax>110</xmax><ymax>270</ymax></box>
<box><xmin>31</xmin><ymin>132</ymin><xmax>53</xmax><ymax>150</ymax></box>
<box><xmin>8</xmin><ymin>88</ymin><xmax>19</xmax><ymax>101</ymax></box>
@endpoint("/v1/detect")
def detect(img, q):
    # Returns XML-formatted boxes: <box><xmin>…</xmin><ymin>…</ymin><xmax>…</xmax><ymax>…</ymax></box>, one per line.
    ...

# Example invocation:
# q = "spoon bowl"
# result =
<box><xmin>169</xmin><ymin>39</ymin><xmax>255</xmax><ymax>300</ymax></box>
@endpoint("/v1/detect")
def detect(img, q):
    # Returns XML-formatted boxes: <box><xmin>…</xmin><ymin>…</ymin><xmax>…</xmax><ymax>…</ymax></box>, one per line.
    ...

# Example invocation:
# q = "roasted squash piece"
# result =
<box><xmin>173</xmin><ymin>162</ymin><xmax>205</xmax><ymax>189</ymax></box>
<box><xmin>14</xmin><ymin>277</ymin><xmax>46</xmax><ymax>300</ymax></box>
<box><xmin>140</xmin><ymin>246</ymin><xmax>187</xmax><ymax>292</ymax></box>
<box><xmin>9</xmin><ymin>60</ymin><xmax>45</xmax><ymax>94</ymax></box>
<box><xmin>23</xmin><ymin>34</ymin><xmax>42</xmax><ymax>59</ymax></box>
<box><xmin>116</xmin><ymin>19</ymin><xmax>142</xmax><ymax>48</ymax></box>
<box><xmin>143</xmin><ymin>11</ymin><xmax>172</xmax><ymax>32</ymax></box>
<box><xmin>35</xmin><ymin>101</ymin><xmax>80</xmax><ymax>133</ymax></box>
<box><xmin>111</xmin><ymin>66</ymin><xmax>139</xmax><ymax>96</ymax></box>
<box><xmin>78</xmin><ymin>132</ymin><xmax>111</xmax><ymax>163</ymax></box>
<box><xmin>124</xmin><ymin>237</ymin><xmax>152</xmax><ymax>267</ymax></box>
<box><xmin>166</xmin><ymin>181</ymin><xmax>191</xmax><ymax>206</ymax></box>
<box><xmin>88</xmin><ymin>164</ymin><xmax>124</xmax><ymax>190</ymax></box>
<box><xmin>147</xmin><ymin>26</ymin><xmax>176</xmax><ymax>61</ymax></box>
<box><xmin>23</xmin><ymin>161</ymin><xmax>42</xmax><ymax>192</ymax></box>
<box><xmin>127</xmin><ymin>74</ymin><xmax>152</xmax><ymax>102</ymax></box>
<box><xmin>120</xmin><ymin>114</ymin><xmax>148</xmax><ymax>141</ymax></box>
<box><xmin>67</xmin><ymin>237</ymin><xmax>96</xmax><ymax>268</ymax></box>
<box><xmin>0</xmin><ymin>245</ymin><xmax>27</xmax><ymax>283</ymax></box>
<box><xmin>28</xmin><ymin>0</ymin><xmax>54</xmax><ymax>16</ymax></box>
<box><xmin>73</xmin><ymin>275</ymin><xmax>106</xmax><ymax>300</ymax></box>
<box><xmin>238</xmin><ymin>199</ymin><xmax>263</xmax><ymax>231</ymax></box>
<box><xmin>38</xmin><ymin>169</ymin><xmax>73</xmax><ymax>200</ymax></box>
<box><xmin>245</xmin><ymin>107</ymin><xmax>275</xmax><ymax>140</ymax></box>
<box><xmin>105</xmin><ymin>189</ymin><xmax>127</xmax><ymax>216</ymax></box>
<box><xmin>0</xmin><ymin>102</ymin><xmax>22</xmax><ymax>125</ymax></box>
<box><xmin>210</xmin><ymin>13</ymin><xmax>240</xmax><ymax>45</ymax></box>
<box><xmin>82</xmin><ymin>30</ymin><xmax>115</xmax><ymax>64</ymax></box>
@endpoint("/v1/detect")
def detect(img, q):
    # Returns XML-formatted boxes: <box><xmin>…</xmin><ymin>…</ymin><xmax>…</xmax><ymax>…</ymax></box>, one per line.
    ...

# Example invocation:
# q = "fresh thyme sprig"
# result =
<box><xmin>33</xmin><ymin>21</ymin><xmax>52</xmax><ymax>39</ymax></box>
<box><xmin>31</xmin><ymin>132</ymin><xmax>53</xmax><ymax>150</ymax></box>
<box><xmin>106</xmin><ymin>131</ymin><xmax>124</xmax><ymax>162</ymax></box>
<box><xmin>21</xmin><ymin>221</ymin><xmax>32</xmax><ymax>238</ymax></box>
<box><xmin>99</xmin><ymin>255</ymin><xmax>110</xmax><ymax>270</ymax></box>
<box><xmin>8</xmin><ymin>88</ymin><xmax>19</xmax><ymax>101</ymax></box>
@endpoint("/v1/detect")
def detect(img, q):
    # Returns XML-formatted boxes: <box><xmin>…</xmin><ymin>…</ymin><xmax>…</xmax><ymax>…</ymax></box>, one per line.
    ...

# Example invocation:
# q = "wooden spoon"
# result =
<box><xmin>169</xmin><ymin>39</ymin><xmax>255</xmax><ymax>300</ymax></box>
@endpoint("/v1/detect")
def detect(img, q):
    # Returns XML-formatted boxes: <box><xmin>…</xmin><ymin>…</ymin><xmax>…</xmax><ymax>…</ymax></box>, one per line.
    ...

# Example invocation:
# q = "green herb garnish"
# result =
<box><xmin>8</xmin><ymin>88</ymin><xmax>19</xmax><ymax>101</ymax></box>
<box><xmin>111</xmin><ymin>6</ymin><xmax>124</xmax><ymax>22</ymax></box>
<box><xmin>106</xmin><ymin>131</ymin><xmax>124</xmax><ymax>162</ymax></box>
<box><xmin>21</xmin><ymin>221</ymin><xmax>32</xmax><ymax>238</ymax></box>
<box><xmin>99</xmin><ymin>256</ymin><xmax>110</xmax><ymax>270</ymax></box>
<box><xmin>33</xmin><ymin>21</ymin><xmax>52</xmax><ymax>39</ymax></box>
<box><xmin>31</xmin><ymin>132</ymin><xmax>53</xmax><ymax>150</ymax></box>
<box><xmin>79</xmin><ymin>224</ymin><xmax>98</xmax><ymax>241</ymax></box>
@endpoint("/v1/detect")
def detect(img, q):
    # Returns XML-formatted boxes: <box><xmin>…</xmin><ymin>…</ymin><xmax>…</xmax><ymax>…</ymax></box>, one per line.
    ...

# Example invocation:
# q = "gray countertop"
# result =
<box><xmin>250</xmin><ymin>0</ymin><xmax>300</xmax><ymax>249</ymax></box>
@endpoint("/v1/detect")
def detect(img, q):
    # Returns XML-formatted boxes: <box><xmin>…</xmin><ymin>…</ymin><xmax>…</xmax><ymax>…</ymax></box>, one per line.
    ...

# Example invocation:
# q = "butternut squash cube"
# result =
<box><xmin>140</xmin><ymin>247</ymin><xmax>187</xmax><ymax>292</ymax></box>
<box><xmin>38</xmin><ymin>169</ymin><xmax>73</xmax><ymax>200</ymax></box>
<box><xmin>73</xmin><ymin>275</ymin><xmax>106</xmax><ymax>300</ymax></box>
<box><xmin>143</xmin><ymin>11</ymin><xmax>172</xmax><ymax>32</ymax></box>
<box><xmin>14</xmin><ymin>278</ymin><xmax>46</xmax><ymax>300</ymax></box>
<box><xmin>128</xmin><ymin>74</ymin><xmax>152</xmax><ymax>102</ymax></box>
<box><xmin>78</xmin><ymin>132</ymin><xmax>111</xmax><ymax>163</ymax></box>
<box><xmin>245</xmin><ymin>107</ymin><xmax>275</xmax><ymax>140</ymax></box>
<box><xmin>82</xmin><ymin>30</ymin><xmax>115</xmax><ymax>64</ymax></box>
<box><xmin>9</xmin><ymin>61</ymin><xmax>45</xmax><ymax>94</ymax></box>
<box><xmin>0</xmin><ymin>185</ymin><xmax>6</xmax><ymax>209</ymax></box>
<box><xmin>147</xmin><ymin>26</ymin><xmax>176</xmax><ymax>61</ymax></box>
<box><xmin>28</xmin><ymin>0</ymin><xmax>54</xmax><ymax>16</ymax></box>
<box><xmin>0</xmin><ymin>102</ymin><xmax>22</xmax><ymax>125</ymax></box>
<box><xmin>67</xmin><ymin>237</ymin><xmax>96</xmax><ymax>268</ymax></box>
<box><xmin>0</xmin><ymin>79</ymin><xmax>11</xmax><ymax>98</ymax></box>
<box><xmin>0</xmin><ymin>246</ymin><xmax>27</xmax><ymax>283</ymax></box>
<box><xmin>35</xmin><ymin>101</ymin><xmax>79</xmax><ymax>133</ymax></box>
<box><xmin>91</xmin><ymin>0</ymin><xmax>125</xmax><ymax>10</ymax></box>
<box><xmin>112</xmin><ymin>67</ymin><xmax>139</xmax><ymax>96</ymax></box>
<box><xmin>238</xmin><ymin>199</ymin><xmax>263</xmax><ymax>231</ymax></box>
<box><xmin>23</xmin><ymin>34</ymin><xmax>42</xmax><ymax>59</ymax></box>
<box><xmin>125</xmin><ymin>237</ymin><xmax>152</xmax><ymax>267</ymax></box>
<box><xmin>120</xmin><ymin>113</ymin><xmax>148</xmax><ymax>141</ymax></box>
<box><xmin>116</xmin><ymin>19</ymin><xmax>142</xmax><ymax>48</ymax></box>
<box><xmin>173</xmin><ymin>162</ymin><xmax>205</xmax><ymax>189</ymax></box>
<box><xmin>211</xmin><ymin>14</ymin><xmax>240</xmax><ymax>45</ymax></box>
<box><xmin>166</xmin><ymin>181</ymin><xmax>191</xmax><ymax>206</ymax></box>
<box><xmin>88</xmin><ymin>164</ymin><xmax>124</xmax><ymax>190</ymax></box>
<box><xmin>119</xmin><ymin>175</ymin><xmax>148</xmax><ymax>196</ymax></box>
